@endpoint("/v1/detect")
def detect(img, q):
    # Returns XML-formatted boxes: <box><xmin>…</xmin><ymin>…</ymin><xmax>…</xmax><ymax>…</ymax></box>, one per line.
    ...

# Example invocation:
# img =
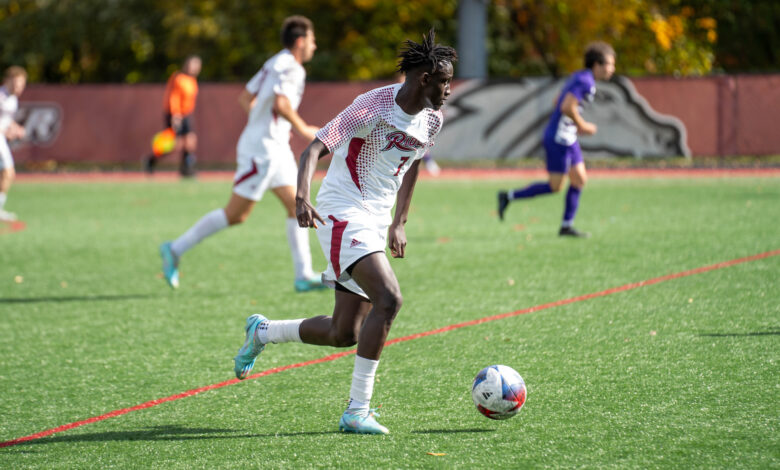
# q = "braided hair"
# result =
<box><xmin>397</xmin><ymin>29</ymin><xmax>458</xmax><ymax>74</ymax></box>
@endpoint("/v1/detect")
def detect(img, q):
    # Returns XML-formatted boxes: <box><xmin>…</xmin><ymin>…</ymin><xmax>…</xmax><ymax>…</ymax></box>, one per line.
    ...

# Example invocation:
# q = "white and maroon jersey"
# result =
<box><xmin>236</xmin><ymin>49</ymin><xmax>305</xmax><ymax>157</ymax></box>
<box><xmin>315</xmin><ymin>83</ymin><xmax>443</xmax><ymax>224</ymax></box>
<box><xmin>0</xmin><ymin>86</ymin><xmax>19</xmax><ymax>134</ymax></box>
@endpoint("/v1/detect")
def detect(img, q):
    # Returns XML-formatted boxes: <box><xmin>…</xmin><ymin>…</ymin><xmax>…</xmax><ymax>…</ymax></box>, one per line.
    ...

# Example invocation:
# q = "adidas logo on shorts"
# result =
<box><xmin>350</xmin><ymin>238</ymin><xmax>361</xmax><ymax>248</ymax></box>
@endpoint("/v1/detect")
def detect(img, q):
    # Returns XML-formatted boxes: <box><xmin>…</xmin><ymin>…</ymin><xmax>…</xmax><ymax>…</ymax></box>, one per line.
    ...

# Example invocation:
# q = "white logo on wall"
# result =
<box><xmin>10</xmin><ymin>103</ymin><xmax>62</xmax><ymax>148</ymax></box>
<box><xmin>435</xmin><ymin>76</ymin><xmax>690</xmax><ymax>160</ymax></box>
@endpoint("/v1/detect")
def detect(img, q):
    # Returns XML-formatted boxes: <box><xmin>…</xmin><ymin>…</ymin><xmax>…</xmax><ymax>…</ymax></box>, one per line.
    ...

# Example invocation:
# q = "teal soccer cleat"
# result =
<box><xmin>338</xmin><ymin>409</ymin><xmax>389</xmax><ymax>435</ymax></box>
<box><xmin>294</xmin><ymin>276</ymin><xmax>327</xmax><ymax>293</ymax></box>
<box><xmin>159</xmin><ymin>242</ymin><xmax>180</xmax><ymax>289</ymax></box>
<box><xmin>233</xmin><ymin>314</ymin><xmax>268</xmax><ymax>379</ymax></box>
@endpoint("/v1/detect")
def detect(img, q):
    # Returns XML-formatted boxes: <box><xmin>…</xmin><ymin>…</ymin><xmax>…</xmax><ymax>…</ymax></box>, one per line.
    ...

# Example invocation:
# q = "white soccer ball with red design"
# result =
<box><xmin>471</xmin><ymin>365</ymin><xmax>526</xmax><ymax>420</ymax></box>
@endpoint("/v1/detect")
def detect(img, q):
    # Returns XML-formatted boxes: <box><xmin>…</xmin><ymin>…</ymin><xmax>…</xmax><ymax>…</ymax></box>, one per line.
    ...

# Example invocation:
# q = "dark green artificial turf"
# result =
<box><xmin>1</xmin><ymin>175</ymin><xmax>778</xmax><ymax>468</ymax></box>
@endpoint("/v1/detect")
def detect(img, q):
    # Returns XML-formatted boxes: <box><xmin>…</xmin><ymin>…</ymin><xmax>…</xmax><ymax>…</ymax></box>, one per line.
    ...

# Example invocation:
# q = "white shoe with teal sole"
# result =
<box><xmin>159</xmin><ymin>242</ymin><xmax>179</xmax><ymax>289</ymax></box>
<box><xmin>233</xmin><ymin>314</ymin><xmax>268</xmax><ymax>379</ymax></box>
<box><xmin>338</xmin><ymin>409</ymin><xmax>389</xmax><ymax>435</ymax></box>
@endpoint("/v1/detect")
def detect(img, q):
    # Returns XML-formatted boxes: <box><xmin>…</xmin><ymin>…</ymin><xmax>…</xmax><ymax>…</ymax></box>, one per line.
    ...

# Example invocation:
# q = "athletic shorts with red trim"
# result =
<box><xmin>314</xmin><ymin>208</ymin><xmax>387</xmax><ymax>299</ymax></box>
<box><xmin>232</xmin><ymin>149</ymin><xmax>298</xmax><ymax>202</ymax></box>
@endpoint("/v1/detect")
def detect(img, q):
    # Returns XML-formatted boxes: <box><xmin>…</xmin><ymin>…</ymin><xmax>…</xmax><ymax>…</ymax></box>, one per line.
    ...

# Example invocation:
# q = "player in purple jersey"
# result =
<box><xmin>232</xmin><ymin>30</ymin><xmax>457</xmax><ymax>435</ymax></box>
<box><xmin>498</xmin><ymin>42</ymin><xmax>615</xmax><ymax>237</ymax></box>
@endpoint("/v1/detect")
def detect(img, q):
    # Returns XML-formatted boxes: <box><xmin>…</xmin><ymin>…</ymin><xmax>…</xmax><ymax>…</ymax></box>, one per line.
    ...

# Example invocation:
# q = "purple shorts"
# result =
<box><xmin>544</xmin><ymin>139</ymin><xmax>583</xmax><ymax>174</ymax></box>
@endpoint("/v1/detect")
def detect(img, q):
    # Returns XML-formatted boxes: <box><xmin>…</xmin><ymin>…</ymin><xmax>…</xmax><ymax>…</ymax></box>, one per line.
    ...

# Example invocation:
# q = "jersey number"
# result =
<box><xmin>394</xmin><ymin>157</ymin><xmax>410</xmax><ymax>176</ymax></box>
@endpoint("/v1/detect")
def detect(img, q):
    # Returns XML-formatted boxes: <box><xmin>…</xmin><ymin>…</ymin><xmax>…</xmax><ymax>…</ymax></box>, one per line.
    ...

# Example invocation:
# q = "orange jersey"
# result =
<box><xmin>163</xmin><ymin>72</ymin><xmax>198</xmax><ymax>116</ymax></box>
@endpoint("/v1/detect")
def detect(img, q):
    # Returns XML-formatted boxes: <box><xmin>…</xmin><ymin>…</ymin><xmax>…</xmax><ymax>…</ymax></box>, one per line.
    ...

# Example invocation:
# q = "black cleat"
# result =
<box><xmin>180</xmin><ymin>154</ymin><xmax>197</xmax><ymax>177</ymax></box>
<box><xmin>497</xmin><ymin>191</ymin><xmax>509</xmax><ymax>221</ymax></box>
<box><xmin>559</xmin><ymin>226</ymin><xmax>591</xmax><ymax>238</ymax></box>
<box><xmin>143</xmin><ymin>154</ymin><xmax>157</xmax><ymax>174</ymax></box>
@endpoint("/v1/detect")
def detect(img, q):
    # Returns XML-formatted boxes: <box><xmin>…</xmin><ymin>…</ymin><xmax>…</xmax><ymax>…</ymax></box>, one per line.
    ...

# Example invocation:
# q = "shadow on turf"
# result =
<box><xmin>411</xmin><ymin>428</ymin><xmax>494</xmax><ymax>434</ymax></box>
<box><xmin>699</xmin><ymin>330</ymin><xmax>780</xmax><ymax>337</ymax></box>
<box><xmin>0</xmin><ymin>294</ymin><xmax>156</xmax><ymax>304</ymax></box>
<box><xmin>10</xmin><ymin>425</ymin><xmax>344</xmax><ymax>446</ymax></box>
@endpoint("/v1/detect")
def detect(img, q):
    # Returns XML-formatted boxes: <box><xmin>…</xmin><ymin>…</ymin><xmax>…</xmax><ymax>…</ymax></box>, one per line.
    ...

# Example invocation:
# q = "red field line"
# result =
<box><xmin>1</xmin><ymin>248</ymin><xmax>778</xmax><ymax>448</ymax></box>
<box><xmin>13</xmin><ymin>167</ymin><xmax>780</xmax><ymax>183</ymax></box>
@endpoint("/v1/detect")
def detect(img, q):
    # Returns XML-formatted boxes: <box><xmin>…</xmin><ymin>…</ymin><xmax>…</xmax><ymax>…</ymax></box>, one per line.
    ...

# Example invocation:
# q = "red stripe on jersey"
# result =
<box><xmin>233</xmin><ymin>160</ymin><xmax>258</xmax><ymax>187</ymax></box>
<box><xmin>345</xmin><ymin>138</ymin><xmax>365</xmax><ymax>191</ymax></box>
<box><xmin>328</xmin><ymin>215</ymin><xmax>349</xmax><ymax>278</ymax></box>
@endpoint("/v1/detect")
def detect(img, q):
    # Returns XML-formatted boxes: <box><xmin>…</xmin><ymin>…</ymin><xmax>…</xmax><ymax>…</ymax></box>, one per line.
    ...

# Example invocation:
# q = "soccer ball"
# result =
<box><xmin>471</xmin><ymin>365</ymin><xmax>526</xmax><ymax>420</ymax></box>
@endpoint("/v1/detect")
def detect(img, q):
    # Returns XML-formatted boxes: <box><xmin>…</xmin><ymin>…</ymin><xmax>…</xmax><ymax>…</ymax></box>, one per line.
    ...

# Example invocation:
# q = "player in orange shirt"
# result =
<box><xmin>145</xmin><ymin>55</ymin><xmax>201</xmax><ymax>176</ymax></box>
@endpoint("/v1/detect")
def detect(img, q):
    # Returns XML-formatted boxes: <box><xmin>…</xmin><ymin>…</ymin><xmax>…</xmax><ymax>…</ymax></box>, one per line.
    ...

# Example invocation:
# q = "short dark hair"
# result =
<box><xmin>584</xmin><ymin>42</ymin><xmax>615</xmax><ymax>69</ymax></box>
<box><xmin>397</xmin><ymin>28</ymin><xmax>458</xmax><ymax>74</ymax></box>
<box><xmin>281</xmin><ymin>16</ymin><xmax>313</xmax><ymax>48</ymax></box>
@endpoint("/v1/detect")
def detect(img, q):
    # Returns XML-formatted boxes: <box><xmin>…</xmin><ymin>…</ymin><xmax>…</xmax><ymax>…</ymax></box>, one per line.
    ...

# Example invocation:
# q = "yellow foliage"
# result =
<box><xmin>696</xmin><ymin>17</ymin><xmax>717</xmax><ymax>30</ymax></box>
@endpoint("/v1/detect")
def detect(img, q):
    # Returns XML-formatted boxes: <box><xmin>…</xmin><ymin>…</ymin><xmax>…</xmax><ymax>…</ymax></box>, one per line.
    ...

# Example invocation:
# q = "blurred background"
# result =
<box><xmin>1</xmin><ymin>0</ymin><xmax>778</xmax><ymax>169</ymax></box>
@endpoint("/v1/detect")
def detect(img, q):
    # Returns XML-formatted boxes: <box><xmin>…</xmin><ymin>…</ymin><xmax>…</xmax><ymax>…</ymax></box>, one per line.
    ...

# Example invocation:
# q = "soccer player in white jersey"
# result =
<box><xmin>159</xmin><ymin>16</ymin><xmax>326</xmax><ymax>292</ymax></box>
<box><xmin>233</xmin><ymin>30</ymin><xmax>457</xmax><ymax>434</ymax></box>
<box><xmin>0</xmin><ymin>66</ymin><xmax>27</xmax><ymax>222</ymax></box>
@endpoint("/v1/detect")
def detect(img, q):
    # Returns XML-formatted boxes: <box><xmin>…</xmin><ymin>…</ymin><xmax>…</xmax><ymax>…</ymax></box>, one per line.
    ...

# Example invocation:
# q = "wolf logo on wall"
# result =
<box><xmin>10</xmin><ymin>103</ymin><xmax>62</xmax><ymax>149</ymax></box>
<box><xmin>435</xmin><ymin>76</ymin><xmax>690</xmax><ymax>160</ymax></box>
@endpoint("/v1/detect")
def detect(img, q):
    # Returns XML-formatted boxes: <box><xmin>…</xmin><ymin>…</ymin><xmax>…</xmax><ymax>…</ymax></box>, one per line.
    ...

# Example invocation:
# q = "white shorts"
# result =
<box><xmin>0</xmin><ymin>136</ymin><xmax>13</xmax><ymax>170</ymax></box>
<box><xmin>315</xmin><ymin>209</ymin><xmax>388</xmax><ymax>299</ymax></box>
<box><xmin>232</xmin><ymin>148</ymin><xmax>297</xmax><ymax>202</ymax></box>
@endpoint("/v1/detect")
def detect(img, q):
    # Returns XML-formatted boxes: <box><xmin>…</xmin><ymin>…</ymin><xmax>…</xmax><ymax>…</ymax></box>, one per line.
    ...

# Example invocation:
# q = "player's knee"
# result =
<box><xmin>226</xmin><ymin>212</ymin><xmax>248</xmax><ymax>225</ymax></box>
<box><xmin>549</xmin><ymin>181</ymin><xmax>563</xmax><ymax>193</ymax></box>
<box><xmin>375</xmin><ymin>289</ymin><xmax>403</xmax><ymax>317</ymax></box>
<box><xmin>331</xmin><ymin>327</ymin><xmax>358</xmax><ymax>348</ymax></box>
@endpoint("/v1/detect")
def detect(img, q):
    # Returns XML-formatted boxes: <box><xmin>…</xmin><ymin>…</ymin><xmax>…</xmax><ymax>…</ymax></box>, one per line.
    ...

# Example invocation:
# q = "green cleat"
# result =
<box><xmin>233</xmin><ymin>314</ymin><xmax>268</xmax><ymax>379</ymax></box>
<box><xmin>338</xmin><ymin>409</ymin><xmax>389</xmax><ymax>435</ymax></box>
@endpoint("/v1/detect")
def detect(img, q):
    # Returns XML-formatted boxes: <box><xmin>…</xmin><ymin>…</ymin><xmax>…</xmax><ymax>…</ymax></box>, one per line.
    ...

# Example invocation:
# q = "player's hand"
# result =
<box><xmin>388</xmin><ymin>223</ymin><xmax>407</xmax><ymax>258</ymax></box>
<box><xmin>171</xmin><ymin>115</ymin><xmax>183</xmax><ymax>132</ymax></box>
<box><xmin>296</xmin><ymin>197</ymin><xmax>326</xmax><ymax>228</ymax></box>
<box><xmin>579</xmin><ymin>122</ymin><xmax>597</xmax><ymax>135</ymax></box>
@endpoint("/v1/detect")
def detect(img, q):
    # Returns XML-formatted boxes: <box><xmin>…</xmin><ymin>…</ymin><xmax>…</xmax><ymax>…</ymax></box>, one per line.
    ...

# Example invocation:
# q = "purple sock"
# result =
<box><xmin>510</xmin><ymin>182</ymin><xmax>553</xmax><ymax>200</ymax></box>
<box><xmin>562</xmin><ymin>186</ymin><xmax>581</xmax><ymax>226</ymax></box>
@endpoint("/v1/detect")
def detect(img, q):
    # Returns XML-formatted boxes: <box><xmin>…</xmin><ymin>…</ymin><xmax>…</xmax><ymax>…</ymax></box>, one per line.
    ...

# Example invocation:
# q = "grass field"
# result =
<box><xmin>1</xmin><ymin>174</ymin><xmax>778</xmax><ymax>469</ymax></box>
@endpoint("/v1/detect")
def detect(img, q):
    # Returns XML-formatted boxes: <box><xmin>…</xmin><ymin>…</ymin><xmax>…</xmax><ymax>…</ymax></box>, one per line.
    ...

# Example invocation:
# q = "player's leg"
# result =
<box><xmin>180</xmin><ymin>130</ymin><xmax>197</xmax><ymax>177</ymax></box>
<box><xmin>559</xmin><ymin>145</ymin><xmax>590</xmax><ymax>238</ymax></box>
<box><xmin>160</xmin><ymin>155</ymin><xmax>272</xmax><ymax>288</ymax></box>
<box><xmin>234</xmin><ymin>284</ymin><xmax>372</xmax><ymax>380</ymax></box>
<box><xmin>333</xmin><ymin>252</ymin><xmax>400</xmax><ymax>434</ymax></box>
<box><xmin>271</xmin><ymin>183</ymin><xmax>325</xmax><ymax>292</ymax></box>
<box><xmin>497</xmin><ymin>172</ymin><xmax>563</xmax><ymax>221</ymax></box>
<box><xmin>498</xmin><ymin>140</ymin><xmax>564</xmax><ymax>221</ymax></box>
<box><xmin>0</xmin><ymin>137</ymin><xmax>17</xmax><ymax>221</ymax></box>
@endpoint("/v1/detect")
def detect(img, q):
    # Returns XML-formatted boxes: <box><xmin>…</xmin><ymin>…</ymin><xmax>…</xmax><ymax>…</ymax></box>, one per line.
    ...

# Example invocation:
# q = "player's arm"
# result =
<box><xmin>273</xmin><ymin>94</ymin><xmax>319</xmax><ymax>142</ymax></box>
<box><xmin>237</xmin><ymin>89</ymin><xmax>256</xmax><ymax>114</ymax></box>
<box><xmin>168</xmin><ymin>77</ymin><xmax>185</xmax><ymax>130</ymax></box>
<box><xmin>560</xmin><ymin>92</ymin><xmax>597</xmax><ymax>135</ymax></box>
<box><xmin>4</xmin><ymin>121</ymin><xmax>25</xmax><ymax>140</ymax></box>
<box><xmin>388</xmin><ymin>158</ymin><xmax>421</xmax><ymax>258</ymax></box>
<box><xmin>295</xmin><ymin>138</ymin><xmax>330</xmax><ymax>228</ymax></box>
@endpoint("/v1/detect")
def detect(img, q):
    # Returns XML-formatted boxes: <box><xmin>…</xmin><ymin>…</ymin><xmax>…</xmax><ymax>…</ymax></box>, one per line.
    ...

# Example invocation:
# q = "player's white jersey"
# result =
<box><xmin>315</xmin><ymin>83</ymin><xmax>442</xmax><ymax>224</ymax></box>
<box><xmin>0</xmin><ymin>87</ymin><xmax>19</xmax><ymax>134</ymax></box>
<box><xmin>236</xmin><ymin>49</ymin><xmax>305</xmax><ymax>157</ymax></box>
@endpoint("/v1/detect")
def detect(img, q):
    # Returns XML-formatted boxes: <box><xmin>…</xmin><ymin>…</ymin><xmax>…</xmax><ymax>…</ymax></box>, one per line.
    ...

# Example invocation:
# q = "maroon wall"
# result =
<box><xmin>12</xmin><ymin>75</ymin><xmax>780</xmax><ymax>167</ymax></box>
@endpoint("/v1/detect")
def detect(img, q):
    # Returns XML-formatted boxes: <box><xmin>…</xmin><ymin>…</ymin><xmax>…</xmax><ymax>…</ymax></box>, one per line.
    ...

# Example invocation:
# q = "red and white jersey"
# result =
<box><xmin>315</xmin><ymin>84</ymin><xmax>443</xmax><ymax>224</ymax></box>
<box><xmin>236</xmin><ymin>49</ymin><xmax>305</xmax><ymax>157</ymax></box>
<box><xmin>0</xmin><ymin>86</ymin><xmax>19</xmax><ymax>134</ymax></box>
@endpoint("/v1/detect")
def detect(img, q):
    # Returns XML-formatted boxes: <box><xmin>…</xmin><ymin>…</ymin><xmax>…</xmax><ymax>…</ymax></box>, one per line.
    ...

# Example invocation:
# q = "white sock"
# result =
<box><xmin>171</xmin><ymin>209</ymin><xmax>228</xmax><ymax>257</ymax></box>
<box><xmin>259</xmin><ymin>319</ymin><xmax>303</xmax><ymax>344</ymax></box>
<box><xmin>286</xmin><ymin>217</ymin><xmax>314</xmax><ymax>281</ymax></box>
<box><xmin>348</xmin><ymin>355</ymin><xmax>379</xmax><ymax>412</ymax></box>
<box><xmin>561</xmin><ymin>220</ymin><xmax>573</xmax><ymax>228</ymax></box>
<box><xmin>0</xmin><ymin>192</ymin><xmax>6</xmax><ymax>210</ymax></box>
